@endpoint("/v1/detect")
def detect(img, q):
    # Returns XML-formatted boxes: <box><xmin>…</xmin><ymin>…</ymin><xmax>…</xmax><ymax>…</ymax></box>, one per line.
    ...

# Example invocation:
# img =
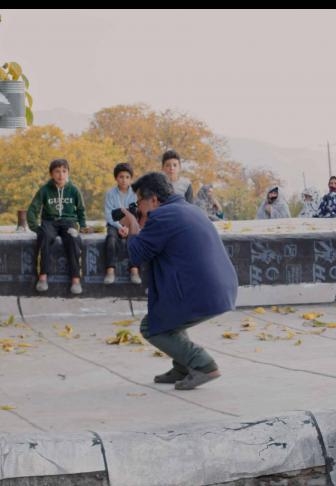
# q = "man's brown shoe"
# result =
<box><xmin>154</xmin><ymin>368</ymin><xmax>188</xmax><ymax>384</ymax></box>
<box><xmin>175</xmin><ymin>369</ymin><xmax>221</xmax><ymax>390</ymax></box>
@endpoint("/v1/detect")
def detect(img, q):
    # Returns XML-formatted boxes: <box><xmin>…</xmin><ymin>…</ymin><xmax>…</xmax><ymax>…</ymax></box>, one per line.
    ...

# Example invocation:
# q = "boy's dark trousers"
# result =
<box><xmin>104</xmin><ymin>224</ymin><xmax>137</xmax><ymax>269</ymax></box>
<box><xmin>37</xmin><ymin>220</ymin><xmax>82</xmax><ymax>278</ymax></box>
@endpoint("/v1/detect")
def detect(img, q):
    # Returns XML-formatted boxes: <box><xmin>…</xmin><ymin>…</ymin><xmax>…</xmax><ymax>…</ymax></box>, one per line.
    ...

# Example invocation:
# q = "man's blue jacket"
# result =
<box><xmin>128</xmin><ymin>194</ymin><xmax>238</xmax><ymax>336</ymax></box>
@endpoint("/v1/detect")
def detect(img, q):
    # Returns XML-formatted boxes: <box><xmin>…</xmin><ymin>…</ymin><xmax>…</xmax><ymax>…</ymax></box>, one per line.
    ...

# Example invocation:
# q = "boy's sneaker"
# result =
<box><xmin>36</xmin><ymin>280</ymin><xmax>48</xmax><ymax>292</ymax></box>
<box><xmin>130</xmin><ymin>273</ymin><xmax>142</xmax><ymax>284</ymax></box>
<box><xmin>175</xmin><ymin>368</ymin><xmax>221</xmax><ymax>390</ymax></box>
<box><xmin>70</xmin><ymin>282</ymin><xmax>83</xmax><ymax>295</ymax></box>
<box><xmin>154</xmin><ymin>368</ymin><xmax>188</xmax><ymax>384</ymax></box>
<box><xmin>104</xmin><ymin>273</ymin><xmax>115</xmax><ymax>284</ymax></box>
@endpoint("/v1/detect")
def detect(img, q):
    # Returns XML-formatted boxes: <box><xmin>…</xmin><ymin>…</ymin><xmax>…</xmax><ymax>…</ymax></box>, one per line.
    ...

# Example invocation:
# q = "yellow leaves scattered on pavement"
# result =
<box><xmin>294</xmin><ymin>339</ymin><xmax>302</xmax><ymax>346</ymax></box>
<box><xmin>257</xmin><ymin>328</ymin><xmax>297</xmax><ymax>342</ymax></box>
<box><xmin>106</xmin><ymin>330</ymin><xmax>144</xmax><ymax>345</ymax></box>
<box><xmin>112</xmin><ymin>319</ymin><xmax>137</xmax><ymax>327</ymax></box>
<box><xmin>1</xmin><ymin>339</ymin><xmax>14</xmax><ymax>352</ymax></box>
<box><xmin>57</xmin><ymin>325</ymin><xmax>74</xmax><ymax>338</ymax></box>
<box><xmin>0</xmin><ymin>405</ymin><xmax>15</xmax><ymax>411</ymax></box>
<box><xmin>301</xmin><ymin>312</ymin><xmax>323</xmax><ymax>320</ymax></box>
<box><xmin>126</xmin><ymin>392</ymin><xmax>147</xmax><ymax>397</ymax></box>
<box><xmin>152</xmin><ymin>350</ymin><xmax>166</xmax><ymax>357</ymax></box>
<box><xmin>253</xmin><ymin>307</ymin><xmax>266</xmax><ymax>314</ymax></box>
<box><xmin>0</xmin><ymin>338</ymin><xmax>34</xmax><ymax>352</ymax></box>
<box><xmin>241</xmin><ymin>318</ymin><xmax>256</xmax><ymax>331</ymax></box>
<box><xmin>271</xmin><ymin>306</ymin><xmax>296</xmax><ymax>314</ymax></box>
<box><xmin>222</xmin><ymin>331</ymin><xmax>239</xmax><ymax>339</ymax></box>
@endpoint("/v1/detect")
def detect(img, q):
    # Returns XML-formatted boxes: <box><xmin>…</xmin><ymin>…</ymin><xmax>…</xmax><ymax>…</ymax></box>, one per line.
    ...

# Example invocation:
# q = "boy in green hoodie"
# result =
<box><xmin>27</xmin><ymin>159</ymin><xmax>89</xmax><ymax>295</ymax></box>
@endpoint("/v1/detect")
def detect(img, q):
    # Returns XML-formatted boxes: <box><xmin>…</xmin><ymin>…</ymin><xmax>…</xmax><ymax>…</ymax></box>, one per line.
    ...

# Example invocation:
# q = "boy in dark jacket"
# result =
<box><xmin>27</xmin><ymin>159</ymin><xmax>88</xmax><ymax>294</ymax></box>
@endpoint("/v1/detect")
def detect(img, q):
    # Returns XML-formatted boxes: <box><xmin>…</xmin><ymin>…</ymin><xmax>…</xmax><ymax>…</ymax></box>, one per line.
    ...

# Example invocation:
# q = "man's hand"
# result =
<box><xmin>120</xmin><ymin>208</ymin><xmax>141</xmax><ymax>235</ymax></box>
<box><xmin>118</xmin><ymin>226</ymin><xmax>129</xmax><ymax>238</ymax></box>
<box><xmin>265</xmin><ymin>204</ymin><xmax>272</xmax><ymax>215</ymax></box>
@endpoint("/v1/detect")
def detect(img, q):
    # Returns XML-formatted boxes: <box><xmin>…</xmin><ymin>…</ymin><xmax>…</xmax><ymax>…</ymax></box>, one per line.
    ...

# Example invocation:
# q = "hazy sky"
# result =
<box><xmin>2</xmin><ymin>9</ymin><xmax>336</xmax><ymax>149</ymax></box>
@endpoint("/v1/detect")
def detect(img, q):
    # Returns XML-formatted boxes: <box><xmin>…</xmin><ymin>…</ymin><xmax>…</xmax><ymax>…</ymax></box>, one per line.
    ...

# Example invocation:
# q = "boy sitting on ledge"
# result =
<box><xmin>27</xmin><ymin>158</ymin><xmax>89</xmax><ymax>295</ymax></box>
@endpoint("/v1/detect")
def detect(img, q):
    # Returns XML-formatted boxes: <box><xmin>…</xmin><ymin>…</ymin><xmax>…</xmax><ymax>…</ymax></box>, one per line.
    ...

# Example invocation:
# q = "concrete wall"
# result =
<box><xmin>1</xmin><ymin>219</ymin><xmax>336</xmax><ymax>302</ymax></box>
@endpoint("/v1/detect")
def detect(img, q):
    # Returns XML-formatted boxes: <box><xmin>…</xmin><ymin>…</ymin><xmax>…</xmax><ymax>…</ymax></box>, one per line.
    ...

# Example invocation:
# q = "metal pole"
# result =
<box><xmin>327</xmin><ymin>140</ymin><xmax>332</xmax><ymax>178</ymax></box>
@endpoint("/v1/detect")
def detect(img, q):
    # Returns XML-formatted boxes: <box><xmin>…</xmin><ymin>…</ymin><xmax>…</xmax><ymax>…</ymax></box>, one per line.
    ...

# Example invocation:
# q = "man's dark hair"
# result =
<box><xmin>132</xmin><ymin>172</ymin><xmax>174</xmax><ymax>203</ymax></box>
<box><xmin>114</xmin><ymin>162</ymin><xmax>134</xmax><ymax>179</ymax></box>
<box><xmin>49</xmin><ymin>159</ymin><xmax>70</xmax><ymax>174</ymax></box>
<box><xmin>161</xmin><ymin>149</ymin><xmax>181</xmax><ymax>166</ymax></box>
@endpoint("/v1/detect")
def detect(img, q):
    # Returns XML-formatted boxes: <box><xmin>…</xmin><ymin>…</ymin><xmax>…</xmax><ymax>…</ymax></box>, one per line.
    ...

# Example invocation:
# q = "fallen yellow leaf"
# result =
<box><xmin>302</xmin><ymin>312</ymin><xmax>323</xmax><ymax>320</ymax></box>
<box><xmin>254</xmin><ymin>307</ymin><xmax>266</xmax><ymax>314</ymax></box>
<box><xmin>222</xmin><ymin>331</ymin><xmax>239</xmax><ymax>339</ymax></box>
<box><xmin>106</xmin><ymin>330</ymin><xmax>144</xmax><ymax>345</ymax></box>
<box><xmin>58</xmin><ymin>324</ymin><xmax>73</xmax><ymax>338</ymax></box>
<box><xmin>241</xmin><ymin>321</ymin><xmax>256</xmax><ymax>331</ymax></box>
<box><xmin>0</xmin><ymin>405</ymin><xmax>15</xmax><ymax>411</ymax></box>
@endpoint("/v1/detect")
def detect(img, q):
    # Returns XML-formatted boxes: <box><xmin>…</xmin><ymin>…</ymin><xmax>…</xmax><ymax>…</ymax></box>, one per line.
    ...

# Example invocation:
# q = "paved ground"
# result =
<box><xmin>1</xmin><ymin>296</ymin><xmax>336</xmax><ymax>434</ymax></box>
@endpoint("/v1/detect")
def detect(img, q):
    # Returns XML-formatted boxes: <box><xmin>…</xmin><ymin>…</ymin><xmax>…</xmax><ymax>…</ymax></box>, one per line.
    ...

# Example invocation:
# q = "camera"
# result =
<box><xmin>112</xmin><ymin>202</ymin><xmax>138</xmax><ymax>221</ymax></box>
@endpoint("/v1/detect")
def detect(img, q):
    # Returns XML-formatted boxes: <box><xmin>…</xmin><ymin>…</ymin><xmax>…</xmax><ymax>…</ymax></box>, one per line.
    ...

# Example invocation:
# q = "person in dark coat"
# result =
<box><xmin>121</xmin><ymin>172</ymin><xmax>238</xmax><ymax>390</ymax></box>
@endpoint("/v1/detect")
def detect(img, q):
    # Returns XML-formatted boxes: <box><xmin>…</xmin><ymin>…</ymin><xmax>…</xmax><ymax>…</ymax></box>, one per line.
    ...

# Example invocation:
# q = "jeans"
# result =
<box><xmin>140</xmin><ymin>315</ymin><xmax>218</xmax><ymax>373</ymax></box>
<box><xmin>104</xmin><ymin>225</ymin><xmax>137</xmax><ymax>270</ymax></box>
<box><xmin>37</xmin><ymin>220</ymin><xmax>82</xmax><ymax>277</ymax></box>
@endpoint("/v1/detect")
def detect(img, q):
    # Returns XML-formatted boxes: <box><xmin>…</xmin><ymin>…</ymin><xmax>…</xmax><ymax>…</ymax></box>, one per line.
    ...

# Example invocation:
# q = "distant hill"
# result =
<box><xmin>226</xmin><ymin>137</ymin><xmax>329</xmax><ymax>197</ymax></box>
<box><xmin>34</xmin><ymin>108</ymin><xmax>92</xmax><ymax>134</ymax></box>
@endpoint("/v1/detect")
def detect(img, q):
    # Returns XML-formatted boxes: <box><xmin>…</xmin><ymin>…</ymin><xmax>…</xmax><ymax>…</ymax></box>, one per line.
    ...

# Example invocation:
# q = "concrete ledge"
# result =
<box><xmin>1</xmin><ymin>218</ymin><xmax>336</xmax><ymax>304</ymax></box>
<box><xmin>1</xmin><ymin>410</ymin><xmax>336</xmax><ymax>485</ymax></box>
<box><xmin>237</xmin><ymin>282</ymin><xmax>336</xmax><ymax>306</ymax></box>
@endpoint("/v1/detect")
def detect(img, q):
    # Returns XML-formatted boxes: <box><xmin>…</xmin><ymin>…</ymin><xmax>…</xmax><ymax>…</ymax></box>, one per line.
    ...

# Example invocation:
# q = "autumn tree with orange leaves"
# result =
<box><xmin>0</xmin><ymin>104</ymin><xmax>284</xmax><ymax>224</ymax></box>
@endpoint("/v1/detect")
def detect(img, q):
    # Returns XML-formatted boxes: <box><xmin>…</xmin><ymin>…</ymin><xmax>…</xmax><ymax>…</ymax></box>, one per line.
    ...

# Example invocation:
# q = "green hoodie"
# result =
<box><xmin>27</xmin><ymin>179</ymin><xmax>87</xmax><ymax>233</ymax></box>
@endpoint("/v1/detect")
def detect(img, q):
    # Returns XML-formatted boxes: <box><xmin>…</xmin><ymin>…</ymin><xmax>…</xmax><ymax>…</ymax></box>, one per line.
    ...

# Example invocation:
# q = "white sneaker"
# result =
<box><xmin>36</xmin><ymin>280</ymin><xmax>48</xmax><ymax>292</ymax></box>
<box><xmin>104</xmin><ymin>272</ymin><xmax>115</xmax><ymax>284</ymax></box>
<box><xmin>130</xmin><ymin>273</ymin><xmax>142</xmax><ymax>284</ymax></box>
<box><xmin>70</xmin><ymin>282</ymin><xmax>82</xmax><ymax>295</ymax></box>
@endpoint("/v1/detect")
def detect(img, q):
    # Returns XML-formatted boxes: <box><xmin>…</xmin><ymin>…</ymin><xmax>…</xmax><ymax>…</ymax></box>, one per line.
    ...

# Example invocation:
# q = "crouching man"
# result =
<box><xmin>121</xmin><ymin>172</ymin><xmax>238</xmax><ymax>390</ymax></box>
